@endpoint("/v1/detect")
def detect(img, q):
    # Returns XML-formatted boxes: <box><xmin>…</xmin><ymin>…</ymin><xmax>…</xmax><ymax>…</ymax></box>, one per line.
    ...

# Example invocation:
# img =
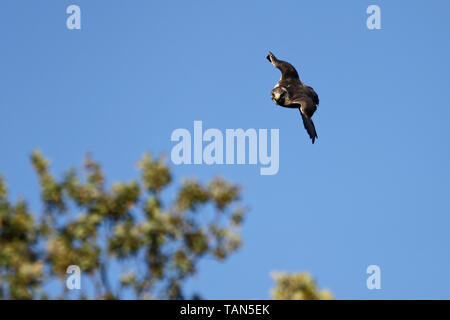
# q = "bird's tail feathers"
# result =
<box><xmin>300</xmin><ymin>111</ymin><xmax>318</xmax><ymax>144</ymax></box>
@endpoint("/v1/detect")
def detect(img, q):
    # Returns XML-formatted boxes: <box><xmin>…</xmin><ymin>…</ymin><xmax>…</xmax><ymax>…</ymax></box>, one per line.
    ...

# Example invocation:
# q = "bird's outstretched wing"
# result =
<box><xmin>266</xmin><ymin>51</ymin><xmax>300</xmax><ymax>82</ymax></box>
<box><xmin>305</xmin><ymin>85</ymin><xmax>319</xmax><ymax>105</ymax></box>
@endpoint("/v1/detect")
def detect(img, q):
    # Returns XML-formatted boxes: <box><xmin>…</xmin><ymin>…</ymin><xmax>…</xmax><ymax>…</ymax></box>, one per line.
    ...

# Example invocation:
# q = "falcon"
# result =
<box><xmin>267</xmin><ymin>51</ymin><xmax>319</xmax><ymax>144</ymax></box>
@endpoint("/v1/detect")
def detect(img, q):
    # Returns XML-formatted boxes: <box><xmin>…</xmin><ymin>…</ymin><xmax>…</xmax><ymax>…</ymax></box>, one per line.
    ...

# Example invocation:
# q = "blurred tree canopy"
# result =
<box><xmin>0</xmin><ymin>151</ymin><xmax>244</xmax><ymax>299</ymax></box>
<box><xmin>271</xmin><ymin>272</ymin><xmax>333</xmax><ymax>300</ymax></box>
<box><xmin>0</xmin><ymin>151</ymin><xmax>332</xmax><ymax>300</ymax></box>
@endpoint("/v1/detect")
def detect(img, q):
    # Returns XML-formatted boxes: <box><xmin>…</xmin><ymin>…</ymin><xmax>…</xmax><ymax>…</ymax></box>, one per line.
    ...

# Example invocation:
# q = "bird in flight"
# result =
<box><xmin>267</xmin><ymin>51</ymin><xmax>319</xmax><ymax>144</ymax></box>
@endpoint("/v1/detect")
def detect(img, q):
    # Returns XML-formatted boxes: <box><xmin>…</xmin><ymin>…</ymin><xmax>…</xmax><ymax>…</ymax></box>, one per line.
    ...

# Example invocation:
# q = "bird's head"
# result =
<box><xmin>266</xmin><ymin>51</ymin><xmax>277</xmax><ymax>64</ymax></box>
<box><xmin>271</xmin><ymin>86</ymin><xmax>288</xmax><ymax>105</ymax></box>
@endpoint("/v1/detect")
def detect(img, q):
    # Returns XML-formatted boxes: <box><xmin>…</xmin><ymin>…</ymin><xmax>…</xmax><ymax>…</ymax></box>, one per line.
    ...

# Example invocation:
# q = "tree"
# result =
<box><xmin>0</xmin><ymin>151</ymin><xmax>245</xmax><ymax>299</ymax></box>
<box><xmin>0</xmin><ymin>151</ymin><xmax>333</xmax><ymax>300</ymax></box>
<box><xmin>271</xmin><ymin>272</ymin><xmax>333</xmax><ymax>300</ymax></box>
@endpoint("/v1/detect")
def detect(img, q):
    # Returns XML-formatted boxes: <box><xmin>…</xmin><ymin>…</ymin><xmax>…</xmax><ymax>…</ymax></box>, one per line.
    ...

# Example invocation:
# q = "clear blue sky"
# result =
<box><xmin>1</xmin><ymin>0</ymin><xmax>450</xmax><ymax>299</ymax></box>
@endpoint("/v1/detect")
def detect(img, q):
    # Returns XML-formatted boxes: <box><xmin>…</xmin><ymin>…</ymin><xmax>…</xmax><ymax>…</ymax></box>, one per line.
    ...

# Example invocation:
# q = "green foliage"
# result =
<box><xmin>0</xmin><ymin>175</ymin><xmax>42</xmax><ymax>299</ymax></box>
<box><xmin>0</xmin><ymin>151</ymin><xmax>245</xmax><ymax>299</ymax></box>
<box><xmin>271</xmin><ymin>272</ymin><xmax>334</xmax><ymax>300</ymax></box>
<box><xmin>0</xmin><ymin>151</ymin><xmax>333</xmax><ymax>300</ymax></box>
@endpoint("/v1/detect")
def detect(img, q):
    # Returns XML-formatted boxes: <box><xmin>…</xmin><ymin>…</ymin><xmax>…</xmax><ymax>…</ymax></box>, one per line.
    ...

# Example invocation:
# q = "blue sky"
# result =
<box><xmin>1</xmin><ymin>0</ymin><xmax>450</xmax><ymax>299</ymax></box>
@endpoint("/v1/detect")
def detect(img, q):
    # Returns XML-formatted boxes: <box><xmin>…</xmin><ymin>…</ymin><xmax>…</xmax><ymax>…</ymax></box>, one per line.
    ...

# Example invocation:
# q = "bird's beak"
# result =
<box><xmin>273</xmin><ymin>93</ymin><xmax>280</xmax><ymax>100</ymax></box>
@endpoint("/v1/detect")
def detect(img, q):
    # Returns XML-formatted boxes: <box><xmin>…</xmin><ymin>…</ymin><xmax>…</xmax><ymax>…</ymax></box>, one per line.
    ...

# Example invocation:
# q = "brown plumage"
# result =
<box><xmin>267</xmin><ymin>51</ymin><xmax>319</xmax><ymax>144</ymax></box>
